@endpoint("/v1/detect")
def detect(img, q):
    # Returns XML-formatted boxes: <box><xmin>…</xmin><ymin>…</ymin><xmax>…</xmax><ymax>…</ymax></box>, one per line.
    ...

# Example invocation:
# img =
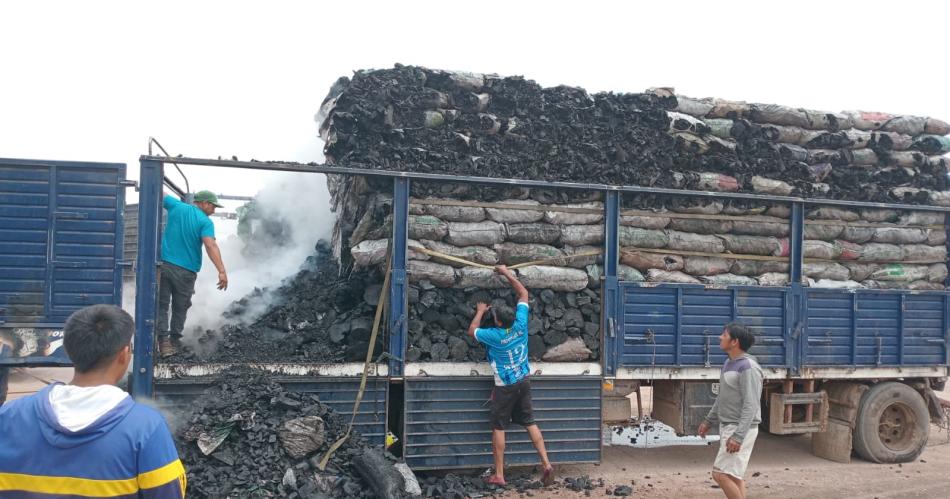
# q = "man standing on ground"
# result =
<box><xmin>158</xmin><ymin>190</ymin><xmax>228</xmax><ymax>356</ymax></box>
<box><xmin>0</xmin><ymin>304</ymin><xmax>186</xmax><ymax>498</ymax></box>
<box><xmin>698</xmin><ymin>322</ymin><xmax>763</xmax><ymax>499</ymax></box>
<box><xmin>467</xmin><ymin>265</ymin><xmax>555</xmax><ymax>487</ymax></box>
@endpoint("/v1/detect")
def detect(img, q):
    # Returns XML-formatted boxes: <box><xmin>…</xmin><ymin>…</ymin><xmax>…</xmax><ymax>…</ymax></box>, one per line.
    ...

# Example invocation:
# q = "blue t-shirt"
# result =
<box><xmin>475</xmin><ymin>302</ymin><xmax>530</xmax><ymax>386</ymax></box>
<box><xmin>160</xmin><ymin>195</ymin><xmax>215</xmax><ymax>273</ymax></box>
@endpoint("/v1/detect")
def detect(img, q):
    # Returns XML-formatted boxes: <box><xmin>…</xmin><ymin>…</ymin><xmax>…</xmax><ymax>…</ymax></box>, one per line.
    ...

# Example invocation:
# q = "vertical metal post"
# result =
<box><xmin>388</xmin><ymin>177</ymin><xmax>409</xmax><ymax>378</ymax></box>
<box><xmin>603</xmin><ymin>190</ymin><xmax>620</xmax><ymax>376</ymax></box>
<box><xmin>898</xmin><ymin>293</ymin><xmax>905</xmax><ymax>366</ymax></box>
<box><xmin>788</xmin><ymin>202</ymin><xmax>805</xmax><ymax>375</ymax></box>
<box><xmin>131</xmin><ymin>159</ymin><xmax>162</xmax><ymax>399</ymax></box>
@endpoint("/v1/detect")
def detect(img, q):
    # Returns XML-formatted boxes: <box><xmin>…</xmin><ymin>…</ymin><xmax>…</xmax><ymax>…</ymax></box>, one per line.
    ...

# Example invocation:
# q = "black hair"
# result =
<box><xmin>724</xmin><ymin>322</ymin><xmax>755</xmax><ymax>351</ymax></box>
<box><xmin>494</xmin><ymin>306</ymin><xmax>515</xmax><ymax>327</ymax></box>
<box><xmin>63</xmin><ymin>304</ymin><xmax>134</xmax><ymax>373</ymax></box>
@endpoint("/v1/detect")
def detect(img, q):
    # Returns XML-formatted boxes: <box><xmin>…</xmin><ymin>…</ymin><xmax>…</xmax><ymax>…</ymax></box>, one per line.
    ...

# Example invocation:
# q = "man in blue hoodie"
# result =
<box><xmin>0</xmin><ymin>304</ymin><xmax>186</xmax><ymax>498</ymax></box>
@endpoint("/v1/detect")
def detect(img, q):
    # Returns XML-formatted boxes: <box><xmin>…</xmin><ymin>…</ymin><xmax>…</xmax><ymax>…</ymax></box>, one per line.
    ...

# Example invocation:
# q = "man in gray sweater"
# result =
<box><xmin>698</xmin><ymin>322</ymin><xmax>763</xmax><ymax>499</ymax></box>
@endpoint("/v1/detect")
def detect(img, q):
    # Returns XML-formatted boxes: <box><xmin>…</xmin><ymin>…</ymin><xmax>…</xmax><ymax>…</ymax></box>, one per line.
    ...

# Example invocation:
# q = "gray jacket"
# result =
<box><xmin>704</xmin><ymin>353</ymin><xmax>763</xmax><ymax>442</ymax></box>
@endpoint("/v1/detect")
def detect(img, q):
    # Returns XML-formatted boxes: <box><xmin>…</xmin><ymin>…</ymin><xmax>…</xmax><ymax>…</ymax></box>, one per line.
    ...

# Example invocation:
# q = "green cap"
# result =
<box><xmin>193</xmin><ymin>190</ymin><xmax>223</xmax><ymax>207</ymax></box>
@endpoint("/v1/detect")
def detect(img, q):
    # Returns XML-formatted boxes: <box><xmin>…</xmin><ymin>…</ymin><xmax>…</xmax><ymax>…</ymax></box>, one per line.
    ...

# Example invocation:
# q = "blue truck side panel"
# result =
<box><xmin>619</xmin><ymin>285</ymin><xmax>788</xmax><ymax>368</ymax></box>
<box><xmin>0</xmin><ymin>157</ymin><xmax>125</xmax><ymax>333</ymax></box>
<box><xmin>617</xmin><ymin>283</ymin><xmax>949</xmax><ymax>371</ymax></box>
<box><xmin>404</xmin><ymin>376</ymin><xmax>602</xmax><ymax>470</ymax></box>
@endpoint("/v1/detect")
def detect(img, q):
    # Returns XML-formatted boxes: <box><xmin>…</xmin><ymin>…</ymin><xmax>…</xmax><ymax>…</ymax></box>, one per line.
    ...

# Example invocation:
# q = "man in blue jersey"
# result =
<box><xmin>468</xmin><ymin>265</ymin><xmax>554</xmax><ymax>487</ymax></box>
<box><xmin>0</xmin><ymin>304</ymin><xmax>186</xmax><ymax>498</ymax></box>
<box><xmin>158</xmin><ymin>190</ymin><xmax>228</xmax><ymax>356</ymax></box>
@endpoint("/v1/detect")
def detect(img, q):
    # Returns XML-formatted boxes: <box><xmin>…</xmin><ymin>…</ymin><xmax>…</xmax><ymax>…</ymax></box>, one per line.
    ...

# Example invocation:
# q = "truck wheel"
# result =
<box><xmin>852</xmin><ymin>382</ymin><xmax>929</xmax><ymax>463</ymax></box>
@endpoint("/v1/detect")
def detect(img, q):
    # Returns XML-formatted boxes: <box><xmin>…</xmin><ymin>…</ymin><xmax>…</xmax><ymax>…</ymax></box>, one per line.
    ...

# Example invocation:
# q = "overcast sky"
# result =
<box><xmin>2</xmin><ymin>0</ymin><xmax>949</xmax><ymax>200</ymax></box>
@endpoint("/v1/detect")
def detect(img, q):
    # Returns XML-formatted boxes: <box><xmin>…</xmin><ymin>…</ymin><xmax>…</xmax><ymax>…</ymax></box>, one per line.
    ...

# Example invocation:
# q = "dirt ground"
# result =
<box><xmin>505</xmin><ymin>383</ymin><xmax>950</xmax><ymax>499</ymax></box>
<box><xmin>7</xmin><ymin>369</ymin><xmax>950</xmax><ymax>498</ymax></box>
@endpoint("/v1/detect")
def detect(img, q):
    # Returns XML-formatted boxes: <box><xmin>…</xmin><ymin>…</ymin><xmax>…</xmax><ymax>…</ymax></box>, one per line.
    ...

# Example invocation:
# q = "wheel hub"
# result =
<box><xmin>878</xmin><ymin>402</ymin><xmax>917</xmax><ymax>451</ymax></box>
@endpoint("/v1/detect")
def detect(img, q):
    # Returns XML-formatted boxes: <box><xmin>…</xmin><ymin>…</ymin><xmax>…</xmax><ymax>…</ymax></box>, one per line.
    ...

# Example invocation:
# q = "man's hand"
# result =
<box><xmin>697</xmin><ymin>421</ymin><xmax>710</xmax><ymax>439</ymax></box>
<box><xmin>726</xmin><ymin>437</ymin><xmax>742</xmax><ymax>453</ymax></box>
<box><xmin>476</xmin><ymin>302</ymin><xmax>491</xmax><ymax>314</ymax></box>
<box><xmin>217</xmin><ymin>271</ymin><xmax>229</xmax><ymax>290</ymax></box>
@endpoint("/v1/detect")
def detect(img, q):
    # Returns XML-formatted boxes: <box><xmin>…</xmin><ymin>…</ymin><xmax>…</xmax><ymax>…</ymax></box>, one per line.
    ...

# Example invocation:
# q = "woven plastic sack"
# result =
<box><xmin>701</xmin><ymin>274</ymin><xmax>757</xmax><ymax>286</ymax></box>
<box><xmin>812</xmin><ymin>279</ymin><xmax>863</xmax><ymax>289</ymax></box>
<box><xmin>840</xmin><ymin>226</ymin><xmax>875</xmax><ymax>244</ymax></box>
<box><xmin>804</xmin><ymin>223</ymin><xmax>844</xmax><ymax>241</ymax></box>
<box><xmin>620</xmin><ymin>213</ymin><xmax>670</xmax><ymax>229</ymax></box>
<box><xmin>842</xmin><ymin>262</ymin><xmax>880</xmax><ymax>281</ymax></box>
<box><xmin>844</xmin><ymin>110</ymin><xmax>893</xmax><ymax>131</ymax></box>
<box><xmin>675</xmin><ymin>96</ymin><xmax>714</xmax><ymax>117</ymax></box>
<box><xmin>731</xmin><ymin>260</ymin><xmax>789</xmax><ymax>276</ymax></box>
<box><xmin>804</xmin><ymin>240</ymin><xmax>836</xmax><ymax>260</ymax></box>
<box><xmin>925</xmin><ymin>117</ymin><xmax>950</xmax><ymax>135</ymax></box>
<box><xmin>871</xmin><ymin>227</ymin><xmax>928</xmax><ymax>244</ymax></box>
<box><xmin>665</xmin><ymin>231</ymin><xmax>724</xmax><ymax>253</ymax></box>
<box><xmin>560</xmin><ymin>224</ymin><xmax>604</xmax><ymax>246</ymax></box>
<box><xmin>900</xmin><ymin>245</ymin><xmax>947</xmax><ymax>263</ymax></box>
<box><xmin>751</xmin><ymin>176</ymin><xmax>794</xmax><ymax>196</ymax></box>
<box><xmin>859</xmin><ymin>209</ymin><xmax>900</xmax><ymax>223</ymax></box>
<box><xmin>750</xmin><ymin>103</ymin><xmax>809</xmax><ymax>127</ymax></box>
<box><xmin>620</xmin><ymin>250</ymin><xmax>684</xmax><ymax>271</ymax></box>
<box><xmin>518</xmin><ymin>265</ymin><xmax>589</xmax><ymax>292</ymax></box>
<box><xmin>757</xmin><ymin>272</ymin><xmax>789</xmax><ymax>286</ymax></box>
<box><xmin>408</xmin><ymin>215</ymin><xmax>448</xmax><ymax>241</ymax></box>
<box><xmin>506</xmin><ymin>223</ymin><xmax>561</xmax><ymax>244</ymax></box>
<box><xmin>408</xmin><ymin>260</ymin><xmax>456</xmax><ymax>287</ymax></box>
<box><xmin>803</xmin><ymin>262</ymin><xmax>850</xmax><ymax>281</ymax></box>
<box><xmin>489</xmin><ymin>242</ymin><xmax>560</xmax><ymax>266</ymax></box>
<box><xmin>421</xmin><ymin>240</ymin><xmax>497</xmax><ymax>267</ymax></box>
<box><xmin>647</xmin><ymin>269</ymin><xmax>701</xmax><ymax>284</ymax></box>
<box><xmin>833</xmin><ymin>240</ymin><xmax>862</xmax><ymax>260</ymax></box>
<box><xmin>869</xmin><ymin>264</ymin><xmax>930</xmax><ymax>282</ymax></box>
<box><xmin>562</xmin><ymin>245</ymin><xmax>602</xmax><ymax>269</ymax></box>
<box><xmin>808</xmin><ymin>207</ymin><xmax>860</xmax><ymax>221</ymax></box>
<box><xmin>881</xmin><ymin>115</ymin><xmax>927</xmax><ymax>136</ymax></box>
<box><xmin>543</xmin><ymin>202</ymin><xmax>604</xmax><ymax>225</ymax></box>
<box><xmin>684</xmin><ymin>256</ymin><xmax>733</xmax><ymax>276</ymax></box>
<box><xmin>586</xmin><ymin>264</ymin><xmax>645</xmax><ymax>283</ymax></box>
<box><xmin>858</xmin><ymin>243</ymin><xmax>902</xmax><ymax>262</ymax></box>
<box><xmin>730</xmin><ymin>217</ymin><xmax>789</xmax><ymax>237</ymax></box>
<box><xmin>423</xmin><ymin>200</ymin><xmax>486</xmax><ymax>223</ymax></box>
<box><xmin>670</xmin><ymin>202</ymin><xmax>723</xmax><ymax>215</ymax></box>
<box><xmin>484</xmin><ymin>199</ymin><xmax>544</xmax><ymax>223</ymax></box>
<box><xmin>457</xmin><ymin>267</ymin><xmax>509</xmax><ymax>289</ymax></box>
<box><xmin>899</xmin><ymin>211</ymin><xmax>945</xmax><ymax>226</ymax></box>
<box><xmin>619</xmin><ymin>227</ymin><xmax>669</xmax><ymax>248</ymax></box>
<box><xmin>668</xmin><ymin>218</ymin><xmax>733</xmax><ymax>235</ymax></box>
<box><xmin>927</xmin><ymin>229</ymin><xmax>947</xmax><ymax>246</ymax></box>
<box><xmin>717</xmin><ymin>234</ymin><xmax>782</xmax><ymax>256</ymax></box>
<box><xmin>446</xmin><ymin>221</ymin><xmax>506</xmax><ymax>246</ymax></box>
<box><xmin>929</xmin><ymin>263</ymin><xmax>948</xmax><ymax>283</ymax></box>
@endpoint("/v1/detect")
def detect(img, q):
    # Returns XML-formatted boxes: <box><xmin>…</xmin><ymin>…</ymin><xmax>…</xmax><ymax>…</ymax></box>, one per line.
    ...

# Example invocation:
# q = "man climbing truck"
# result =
<box><xmin>157</xmin><ymin>190</ymin><xmax>228</xmax><ymax>357</ymax></box>
<box><xmin>467</xmin><ymin>265</ymin><xmax>555</xmax><ymax>487</ymax></box>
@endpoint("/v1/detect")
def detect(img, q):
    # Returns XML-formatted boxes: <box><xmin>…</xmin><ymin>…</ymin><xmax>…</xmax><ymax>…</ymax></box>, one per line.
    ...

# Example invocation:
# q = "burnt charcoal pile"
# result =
<box><xmin>316</xmin><ymin>65</ymin><xmax>950</xmax><ymax>316</ymax></box>
<box><xmin>318</xmin><ymin>64</ymin><xmax>950</xmax><ymax>205</ymax></box>
<box><xmin>175</xmin><ymin>371</ymin><xmax>404</xmax><ymax>498</ymax></box>
<box><xmin>166</xmin><ymin>241</ymin><xmax>383</xmax><ymax>364</ymax></box>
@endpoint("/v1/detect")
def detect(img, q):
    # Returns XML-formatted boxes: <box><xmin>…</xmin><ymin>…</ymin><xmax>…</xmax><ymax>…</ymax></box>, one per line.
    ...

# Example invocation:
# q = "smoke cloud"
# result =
<box><xmin>182</xmin><ymin>172</ymin><xmax>333</xmax><ymax>342</ymax></box>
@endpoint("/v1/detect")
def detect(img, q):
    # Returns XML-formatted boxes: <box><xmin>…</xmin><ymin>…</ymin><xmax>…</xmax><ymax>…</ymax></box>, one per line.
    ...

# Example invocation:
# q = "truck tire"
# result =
<box><xmin>852</xmin><ymin>382</ymin><xmax>929</xmax><ymax>463</ymax></box>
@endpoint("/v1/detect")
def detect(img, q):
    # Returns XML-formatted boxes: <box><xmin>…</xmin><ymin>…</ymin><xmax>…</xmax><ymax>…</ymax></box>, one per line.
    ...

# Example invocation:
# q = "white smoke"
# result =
<box><xmin>182</xmin><ymin>172</ymin><xmax>334</xmax><ymax>340</ymax></box>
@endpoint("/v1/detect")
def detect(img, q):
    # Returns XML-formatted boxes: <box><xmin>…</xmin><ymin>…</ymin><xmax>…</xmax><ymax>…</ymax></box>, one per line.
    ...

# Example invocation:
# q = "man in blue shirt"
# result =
<box><xmin>0</xmin><ymin>304</ymin><xmax>186</xmax><ymax>498</ymax></box>
<box><xmin>158</xmin><ymin>190</ymin><xmax>228</xmax><ymax>356</ymax></box>
<box><xmin>468</xmin><ymin>265</ymin><xmax>554</xmax><ymax>487</ymax></box>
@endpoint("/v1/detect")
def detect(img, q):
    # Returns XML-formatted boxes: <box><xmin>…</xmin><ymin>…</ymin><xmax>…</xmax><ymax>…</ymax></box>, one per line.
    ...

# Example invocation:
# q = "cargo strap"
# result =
<box><xmin>414</xmin><ymin>247</ymin><xmax>603</xmax><ymax>270</ymax></box>
<box><xmin>317</xmin><ymin>248</ymin><xmax>393</xmax><ymax>471</ymax></box>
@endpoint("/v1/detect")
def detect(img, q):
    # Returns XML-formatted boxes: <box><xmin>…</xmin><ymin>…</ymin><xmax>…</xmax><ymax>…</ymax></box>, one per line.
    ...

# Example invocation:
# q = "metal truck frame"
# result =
<box><xmin>127</xmin><ymin>155</ymin><xmax>949</xmax><ymax>468</ymax></box>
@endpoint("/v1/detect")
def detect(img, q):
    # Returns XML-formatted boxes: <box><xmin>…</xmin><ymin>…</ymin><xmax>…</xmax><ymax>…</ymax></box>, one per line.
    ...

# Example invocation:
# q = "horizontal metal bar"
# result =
<box><xmin>139</xmin><ymin>156</ymin><xmax>950</xmax><ymax>212</ymax></box>
<box><xmin>775</xmin><ymin>393</ymin><xmax>825</xmax><ymax>404</ymax></box>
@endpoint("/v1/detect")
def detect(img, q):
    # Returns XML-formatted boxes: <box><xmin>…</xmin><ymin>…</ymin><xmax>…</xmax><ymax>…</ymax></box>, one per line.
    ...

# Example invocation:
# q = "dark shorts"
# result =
<box><xmin>490</xmin><ymin>378</ymin><xmax>535</xmax><ymax>430</ymax></box>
